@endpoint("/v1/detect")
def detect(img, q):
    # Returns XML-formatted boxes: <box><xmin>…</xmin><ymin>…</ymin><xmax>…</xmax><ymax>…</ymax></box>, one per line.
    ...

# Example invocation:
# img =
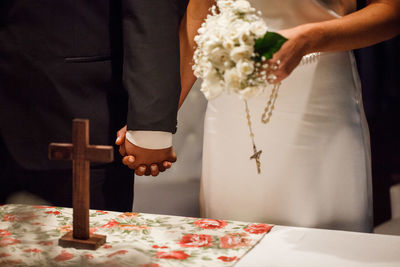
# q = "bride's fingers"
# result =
<box><xmin>158</xmin><ymin>163</ymin><xmax>166</xmax><ymax>172</ymax></box>
<box><xmin>135</xmin><ymin>165</ymin><xmax>147</xmax><ymax>176</ymax></box>
<box><xmin>122</xmin><ymin>155</ymin><xmax>135</xmax><ymax>169</ymax></box>
<box><xmin>150</xmin><ymin>164</ymin><xmax>160</xmax><ymax>176</ymax></box>
<box><xmin>265</xmin><ymin>57</ymin><xmax>293</xmax><ymax>84</ymax></box>
<box><xmin>163</xmin><ymin>161</ymin><xmax>172</xmax><ymax>169</ymax></box>
<box><xmin>144</xmin><ymin>167</ymin><xmax>151</xmax><ymax>176</ymax></box>
<box><xmin>122</xmin><ymin>157</ymin><xmax>172</xmax><ymax>174</ymax></box>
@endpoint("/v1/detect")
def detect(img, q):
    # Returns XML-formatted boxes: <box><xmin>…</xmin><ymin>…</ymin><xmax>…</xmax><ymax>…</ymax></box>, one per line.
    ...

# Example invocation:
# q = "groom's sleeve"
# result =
<box><xmin>121</xmin><ymin>0</ymin><xmax>187</xmax><ymax>139</ymax></box>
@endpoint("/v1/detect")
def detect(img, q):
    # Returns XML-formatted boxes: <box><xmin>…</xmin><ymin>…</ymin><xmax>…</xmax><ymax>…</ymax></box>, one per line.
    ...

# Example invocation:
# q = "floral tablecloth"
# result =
<box><xmin>0</xmin><ymin>204</ymin><xmax>272</xmax><ymax>266</ymax></box>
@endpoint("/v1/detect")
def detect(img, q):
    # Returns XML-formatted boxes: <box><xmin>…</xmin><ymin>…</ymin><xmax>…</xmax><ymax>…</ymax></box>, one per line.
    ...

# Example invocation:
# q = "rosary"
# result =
<box><xmin>245</xmin><ymin>52</ymin><xmax>321</xmax><ymax>174</ymax></box>
<box><xmin>244</xmin><ymin>83</ymin><xmax>280</xmax><ymax>174</ymax></box>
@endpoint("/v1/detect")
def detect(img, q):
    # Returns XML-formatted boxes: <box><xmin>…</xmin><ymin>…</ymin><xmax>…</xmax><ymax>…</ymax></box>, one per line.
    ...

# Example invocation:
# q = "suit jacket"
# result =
<box><xmin>0</xmin><ymin>0</ymin><xmax>188</xmax><ymax>170</ymax></box>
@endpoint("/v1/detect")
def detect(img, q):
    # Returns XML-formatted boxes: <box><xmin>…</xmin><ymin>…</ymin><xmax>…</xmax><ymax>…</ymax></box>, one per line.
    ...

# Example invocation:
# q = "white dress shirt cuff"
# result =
<box><xmin>125</xmin><ymin>130</ymin><xmax>172</xmax><ymax>149</ymax></box>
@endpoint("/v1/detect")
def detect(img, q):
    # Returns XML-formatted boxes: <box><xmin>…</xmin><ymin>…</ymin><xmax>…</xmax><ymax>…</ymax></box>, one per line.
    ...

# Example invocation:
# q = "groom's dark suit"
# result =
<box><xmin>0</xmin><ymin>0</ymin><xmax>188</xmax><ymax>211</ymax></box>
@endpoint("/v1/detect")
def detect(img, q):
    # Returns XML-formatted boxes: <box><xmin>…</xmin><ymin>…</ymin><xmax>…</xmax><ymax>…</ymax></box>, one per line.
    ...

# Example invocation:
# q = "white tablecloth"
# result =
<box><xmin>238</xmin><ymin>226</ymin><xmax>400</xmax><ymax>267</ymax></box>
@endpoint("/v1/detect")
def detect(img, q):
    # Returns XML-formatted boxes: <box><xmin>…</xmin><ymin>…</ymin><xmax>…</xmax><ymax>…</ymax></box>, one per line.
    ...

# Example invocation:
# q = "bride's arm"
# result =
<box><xmin>270</xmin><ymin>0</ymin><xmax>400</xmax><ymax>83</ymax></box>
<box><xmin>306</xmin><ymin>0</ymin><xmax>400</xmax><ymax>53</ymax></box>
<box><xmin>178</xmin><ymin>0</ymin><xmax>215</xmax><ymax>109</ymax></box>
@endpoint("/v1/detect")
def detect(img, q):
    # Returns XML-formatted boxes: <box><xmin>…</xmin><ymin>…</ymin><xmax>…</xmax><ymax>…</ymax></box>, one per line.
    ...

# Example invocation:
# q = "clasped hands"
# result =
<box><xmin>115</xmin><ymin>126</ymin><xmax>176</xmax><ymax>176</ymax></box>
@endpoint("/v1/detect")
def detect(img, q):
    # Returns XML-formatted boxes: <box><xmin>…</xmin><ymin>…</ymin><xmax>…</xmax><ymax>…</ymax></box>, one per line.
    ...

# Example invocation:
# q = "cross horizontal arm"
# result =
<box><xmin>85</xmin><ymin>145</ymin><xmax>114</xmax><ymax>163</ymax></box>
<box><xmin>48</xmin><ymin>143</ymin><xmax>73</xmax><ymax>160</ymax></box>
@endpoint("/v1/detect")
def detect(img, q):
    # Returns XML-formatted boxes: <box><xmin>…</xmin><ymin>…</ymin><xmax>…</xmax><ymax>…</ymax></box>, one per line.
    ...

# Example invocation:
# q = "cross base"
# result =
<box><xmin>59</xmin><ymin>231</ymin><xmax>106</xmax><ymax>250</ymax></box>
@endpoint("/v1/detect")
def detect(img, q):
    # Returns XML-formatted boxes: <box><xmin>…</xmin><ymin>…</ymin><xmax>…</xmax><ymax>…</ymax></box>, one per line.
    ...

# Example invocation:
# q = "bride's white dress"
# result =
<box><xmin>200</xmin><ymin>0</ymin><xmax>373</xmax><ymax>232</ymax></box>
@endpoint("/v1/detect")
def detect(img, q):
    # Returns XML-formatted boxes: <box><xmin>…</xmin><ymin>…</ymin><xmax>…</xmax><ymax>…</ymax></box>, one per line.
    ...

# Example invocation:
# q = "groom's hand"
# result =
<box><xmin>116</xmin><ymin>126</ymin><xmax>176</xmax><ymax>176</ymax></box>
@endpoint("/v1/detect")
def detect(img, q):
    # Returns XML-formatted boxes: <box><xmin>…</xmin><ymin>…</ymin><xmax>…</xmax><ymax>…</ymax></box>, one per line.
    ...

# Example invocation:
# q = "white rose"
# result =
<box><xmin>201</xmin><ymin>62</ymin><xmax>215</xmax><ymax>77</ymax></box>
<box><xmin>203</xmin><ymin>39</ymin><xmax>219</xmax><ymax>54</ymax></box>
<box><xmin>218</xmin><ymin>13</ymin><xmax>232</xmax><ymax>28</ymax></box>
<box><xmin>224</xmin><ymin>68</ymin><xmax>241</xmax><ymax>92</ymax></box>
<box><xmin>250</xmin><ymin>20</ymin><xmax>268</xmax><ymax>37</ymax></box>
<box><xmin>230</xmin><ymin>20</ymin><xmax>249</xmax><ymax>34</ymax></box>
<box><xmin>236</xmin><ymin>59</ymin><xmax>255</xmax><ymax>77</ymax></box>
<box><xmin>200</xmin><ymin>69</ymin><xmax>225</xmax><ymax>100</ymax></box>
<box><xmin>209</xmin><ymin>47</ymin><xmax>229</xmax><ymax>70</ymax></box>
<box><xmin>230</xmin><ymin>22</ymin><xmax>255</xmax><ymax>46</ymax></box>
<box><xmin>201</xmin><ymin>80</ymin><xmax>225</xmax><ymax>100</ymax></box>
<box><xmin>222</xmin><ymin>39</ymin><xmax>235</xmax><ymax>50</ymax></box>
<box><xmin>239</xmin><ymin>32</ymin><xmax>254</xmax><ymax>46</ymax></box>
<box><xmin>218</xmin><ymin>0</ymin><xmax>234</xmax><ymax>12</ymax></box>
<box><xmin>233</xmin><ymin>0</ymin><xmax>252</xmax><ymax>13</ymax></box>
<box><xmin>230</xmin><ymin>46</ymin><xmax>252</xmax><ymax>62</ymax></box>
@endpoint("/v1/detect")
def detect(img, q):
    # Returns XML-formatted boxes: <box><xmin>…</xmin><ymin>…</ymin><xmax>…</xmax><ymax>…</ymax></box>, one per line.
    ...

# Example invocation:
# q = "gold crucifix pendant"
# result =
<box><xmin>250</xmin><ymin>144</ymin><xmax>262</xmax><ymax>174</ymax></box>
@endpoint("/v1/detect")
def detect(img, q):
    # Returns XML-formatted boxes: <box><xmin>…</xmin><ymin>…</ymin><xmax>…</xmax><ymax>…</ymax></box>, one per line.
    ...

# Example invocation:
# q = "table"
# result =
<box><xmin>237</xmin><ymin>225</ymin><xmax>400</xmax><ymax>266</ymax></box>
<box><xmin>0</xmin><ymin>204</ymin><xmax>270</xmax><ymax>266</ymax></box>
<box><xmin>1</xmin><ymin>204</ymin><xmax>399</xmax><ymax>266</ymax></box>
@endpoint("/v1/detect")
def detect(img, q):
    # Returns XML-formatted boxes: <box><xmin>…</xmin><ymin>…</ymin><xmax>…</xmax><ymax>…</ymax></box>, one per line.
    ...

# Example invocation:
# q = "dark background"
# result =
<box><xmin>356</xmin><ymin>0</ymin><xmax>400</xmax><ymax>226</ymax></box>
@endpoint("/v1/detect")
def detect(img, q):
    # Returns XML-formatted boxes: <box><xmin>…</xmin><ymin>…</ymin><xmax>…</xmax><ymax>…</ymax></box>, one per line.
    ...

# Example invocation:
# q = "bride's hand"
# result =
<box><xmin>265</xmin><ymin>25</ymin><xmax>311</xmax><ymax>84</ymax></box>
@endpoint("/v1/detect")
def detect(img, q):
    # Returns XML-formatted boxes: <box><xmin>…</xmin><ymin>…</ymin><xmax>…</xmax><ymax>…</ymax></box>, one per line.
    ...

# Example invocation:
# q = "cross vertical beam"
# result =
<box><xmin>49</xmin><ymin>118</ymin><xmax>114</xmax><ymax>250</ymax></box>
<box><xmin>72</xmin><ymin>119</ymin><xmax>90</xmax><ymax>240</ymax></box>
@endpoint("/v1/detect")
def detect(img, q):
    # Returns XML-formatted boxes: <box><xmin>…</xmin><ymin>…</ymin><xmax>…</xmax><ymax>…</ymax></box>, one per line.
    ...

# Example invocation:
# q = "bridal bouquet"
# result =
<box><xmin>193</xmin><ymin>0</ymin><xmax>287</xmax><ymax>100</ymax></box>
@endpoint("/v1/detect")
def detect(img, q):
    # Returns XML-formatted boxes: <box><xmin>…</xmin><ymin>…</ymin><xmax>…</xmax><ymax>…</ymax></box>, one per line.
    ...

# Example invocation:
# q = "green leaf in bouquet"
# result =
<box><xmin>254</xmin><ymin>32</ymin><xmax>288</xmax><ymax>61</ymax></box>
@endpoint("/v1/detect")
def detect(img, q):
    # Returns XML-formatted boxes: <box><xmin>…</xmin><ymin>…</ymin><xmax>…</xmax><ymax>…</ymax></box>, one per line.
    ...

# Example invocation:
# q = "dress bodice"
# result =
<box><xmin>248</xmin><ymin>0</ymin><xmax>356</xmax><ymax>29</ymax></box>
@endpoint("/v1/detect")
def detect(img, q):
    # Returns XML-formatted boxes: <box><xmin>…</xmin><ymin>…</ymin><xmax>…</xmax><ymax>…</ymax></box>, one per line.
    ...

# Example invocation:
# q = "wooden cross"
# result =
<box><xmin>48</xmin><ymin>119</ymin><xmax>113</xmax><ymax>250</ymax></box>
<box><xmin>250</xmin><ymin>145</ymin><xmax>262</xmax><ymax>174</ymax></box>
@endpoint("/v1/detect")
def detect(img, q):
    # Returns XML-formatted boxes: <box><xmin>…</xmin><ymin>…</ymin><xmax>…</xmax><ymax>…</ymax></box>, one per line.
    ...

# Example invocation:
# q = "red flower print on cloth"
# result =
<box><xmin>96</xmin><ymin>210</ymin><xmax>108</xmax><ymax>214</ymax></box>
<box><xmin>118</xmin><ymin>212</ymin><xmax>139</xmax><ymax>218</ymax></box>
<box><xmin>54</xmin><ymin>250</ymin><xmax>74</xmax><ymax>262</ymax></box>
<box><xmin>119</xmin><ymin>224</ymin><xmax>148</xmax><ymax>231</ymax></box>
<box><xmin>101</xmin><ymin>219</ymin><xmax>120</xmax><ymax>228</ymax></box>
<box><xmin>23</xmin><ymin>248</ymin><xmax>42</xmax><ymax>253</ymax></box>
<box><xmin>0</xmin><ymin>238</ymin><xmax>20</xmax><ymax>247</ymax></box>
<box><xmin>218</xmin><ymin>256</ymin><xmax>238</xmax><ymax>262</ymax></box>
<box><xmin>2</xmin><ymin>212</ymin><xmax>36</xmax><ymax>222</ymax></box>
<box><xmin>152</xmin><ymin>245</ymin><xmax>169</xmax><ymax>249</ymax></box>
<box><xmin>178</xmin><ymin>234</ymin><xmax>213</xmax><ymax>248</ymax></box>
<box><xmin>243</xmin><ymin>223</ymin><xmax>273</xmax><ymax>234</ymax></box>
<box><xmin>0</xmin><ymin>253</ymin><xmax>11</xmax><ymax>257</ymax></box>
<box><xmin>102</xmin><ymin>244</ymin><xmax>112</xmax><ymax>249</ymax></box>
<box><xmin>220</xmin><ymin>233</ymin><xmax>251</xmax><ymax>249</ymax></box>
<box><xmin>155</xmin><ymin>250</ymin><xmax>190</xmax><ymax>260</ymax></box>
<box><xmin>82</xmin><ymin>254</ymin><xmax>94</xmax><ymax>260</ymax></box>
<box><xmin>107</xmin><ymin>250</ymin><xmax>128</xmax><ymax>258</ymax></box>
<box><xmin>0</xmin><ymin>230</ymin><xmax>11</xmax><ymax>237</ymax></box>
<box><xmin>57</xmin><ymin>225</ymin><xmax>72</xmax><ymax>233</ymax></box>
<box><xmin>140</xmin><ymin>264</ymin><xmax>162</xmax><ymax>267</ymax></box>
<box><xmin>45</xmin><ymin>211</ymin><xmax>60</xmax><ymax>215</ymax></box>
<box><xmin>33</xmin><ymin>205</ymin><xmax>56</xmax><ymax>209</ymax></box>
<box><xmin>2</xmin><ymin>215</ymin><xmax>16</xmax><ymax>222</ymax></box>
<box><xmin>194</xmin><ymin>219</ymin><xmax>227</xmax><ymax>229</ymax></box>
